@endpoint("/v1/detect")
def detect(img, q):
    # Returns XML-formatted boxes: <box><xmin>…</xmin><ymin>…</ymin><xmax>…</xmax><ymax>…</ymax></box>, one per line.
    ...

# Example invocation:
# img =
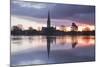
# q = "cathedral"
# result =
<box><xmin>42</xmin><ymin>11</ymin><xmax>56</xmax><ymax>35</ymax></box>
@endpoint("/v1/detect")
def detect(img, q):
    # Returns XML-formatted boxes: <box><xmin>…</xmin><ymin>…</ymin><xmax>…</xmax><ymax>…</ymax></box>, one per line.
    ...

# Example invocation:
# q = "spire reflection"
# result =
<box><xmin>47</xmin><ymin>36</ymin><xmax>51</xmax><ymax>58</ymax></box>
<box><xmin>46</xmin><ymin>36</ymin><xmax>56</xmax><ymax>58</ymax></box>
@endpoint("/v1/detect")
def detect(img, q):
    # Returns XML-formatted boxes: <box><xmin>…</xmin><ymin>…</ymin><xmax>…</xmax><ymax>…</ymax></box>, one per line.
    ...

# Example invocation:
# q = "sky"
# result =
<box><xmin>11</xmin><ymin>0</ymin><xmax>95</xmax><ymax>31</ymax></box>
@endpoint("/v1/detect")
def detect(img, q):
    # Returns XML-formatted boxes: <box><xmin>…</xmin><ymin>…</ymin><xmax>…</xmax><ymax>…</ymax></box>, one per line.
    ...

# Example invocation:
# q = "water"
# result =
<box><xmin>11</xmin><ymin>35</ymin><xmax>95</xmax><ymax>66</ymax></box>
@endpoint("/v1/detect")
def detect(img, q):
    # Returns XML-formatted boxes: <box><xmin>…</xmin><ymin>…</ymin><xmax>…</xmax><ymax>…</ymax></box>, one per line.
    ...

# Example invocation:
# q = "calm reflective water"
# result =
<box><xmin>11</xmin><ymin>35</ymin><xmax>95</xmax><ymax>66</ymax></box>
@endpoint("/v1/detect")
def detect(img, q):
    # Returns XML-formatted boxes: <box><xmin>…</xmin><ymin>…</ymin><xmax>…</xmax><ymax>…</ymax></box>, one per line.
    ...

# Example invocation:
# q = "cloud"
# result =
<box><xmin>11</xmin><ymin>0</ymin><xmax>95</xmax><ymax>25</ymax></box>
<box><xmin>12</xmin><ymin>1</ymin><xmax>48</xmax><ymax>9</ymax></box>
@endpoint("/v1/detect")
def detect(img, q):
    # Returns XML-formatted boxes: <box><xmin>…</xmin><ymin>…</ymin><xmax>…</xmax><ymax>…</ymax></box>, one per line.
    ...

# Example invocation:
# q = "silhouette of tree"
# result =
<box><xmin>60</xmin><ymin>25</ymin><xmax>66</xmax><ymax>32</ymax></box>
<box><xmin>11</xmin><ymin>25</ymin><xmax>23</xmax><ymax>35</ymax></box>
<box><xmin>37</xmin><ymin>27</ymin><xmax>41</xmax><ymax>31</ymax></box>
<box><xmin>28</xmin><ymin>27</ymin><xmax>34</xmax><ymax>31</ymax></box>
<box><xmin>17</xmin><ymin>24</ymin><xmax>23</xmax><ymax>30</ymax></box>
<box><xmin>71</xmin><ymin>23</ymin><xmax>78</xmax><ymax>31</ymax></box>
<box><xmin>24</xmin><ymin>26</ymin><xmax>38</xmax><ymax>35</ymax></box>
<box><xmin>11</xmin><ymin>26</ymin><xmax>22</xmax><ymax>31</ymax></box>
<box><xmin>82</xmin><ymin>27</ymin><xmax>91</xmax><ymax>31</ymax></box>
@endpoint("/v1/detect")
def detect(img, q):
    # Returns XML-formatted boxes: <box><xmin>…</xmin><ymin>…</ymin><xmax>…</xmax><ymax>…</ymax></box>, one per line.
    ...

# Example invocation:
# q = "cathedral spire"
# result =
<box><xmin>47</xmin><ymin>11</ymin><xmax>51</xmax><ymax>28</ymax></box>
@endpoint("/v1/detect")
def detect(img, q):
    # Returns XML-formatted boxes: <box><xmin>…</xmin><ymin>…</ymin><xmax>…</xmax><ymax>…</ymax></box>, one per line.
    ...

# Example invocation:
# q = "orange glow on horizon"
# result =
<box><xmin>13</xmin><ymin>24</ymin><xmax>95</xmax><ymax>32</ymax></box>
<box><xmin>11</xmin><ymin>16</ymin><xmax>95</xmax><ymax>32</ymax></box>
<box><xmin>57</xmin><ymin>25</ymin><xmax>95</xmax><ymax>32</ymax></box>
<box><xmin>12</xmin><ymin>16</ymin><xmax>95</xmax><ymax>31</ymax></box>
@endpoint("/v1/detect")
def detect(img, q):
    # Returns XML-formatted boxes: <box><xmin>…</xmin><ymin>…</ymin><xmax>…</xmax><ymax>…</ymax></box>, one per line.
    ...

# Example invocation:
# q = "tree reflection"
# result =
<box><xmin>11</xmin><ymin>36</ymin><xmax>22</xmax><ymax>45</ymax></box>
<box><xmin>28</xmin><ymin>36</ymin><xmax>34</xmax><ymax>43</ymax></box>
<box><xmin>71</xmin><ymin>36</ymin><xmax>78</xmax><ymax>48</ymax></box>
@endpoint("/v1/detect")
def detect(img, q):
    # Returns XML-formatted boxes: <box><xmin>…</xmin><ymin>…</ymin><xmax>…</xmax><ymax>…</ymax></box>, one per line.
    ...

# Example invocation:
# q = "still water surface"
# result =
<box><xmin>11</xmin><ymin>35</ymin><xmax>95</xmax><ymax>66</ymax></box>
